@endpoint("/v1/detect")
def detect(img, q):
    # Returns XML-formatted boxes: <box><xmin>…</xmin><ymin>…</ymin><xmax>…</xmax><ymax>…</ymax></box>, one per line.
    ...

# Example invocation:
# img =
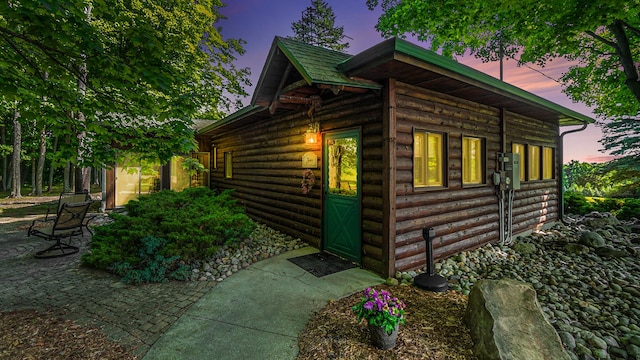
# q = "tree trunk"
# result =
<box><xmin>36</xmin><ymin>125</ymin><xmax>46</xmax><ymax>195</ymax></box>
<box><xmin>64</xmin><ymin>161</ymin><xmax>70</xmax><ymax>193</ymax></box>
<box><xmin>0</xmin><ymin>121</ymin><xmax>6</xmax><ymax>191</ymax></box>
<box><xmin>74</xmin><ymin>4</ymin><xmax>92</xmax><ymax>194</ymax></box>
<box><xmin>11</xmin><ymin>106</ymin><xmax>21</xmax><ymax>198</ymax></box>
<box><xmin>30</xmin><ymin>158</ymin><xmax>36</xmax><ymax>195</ymax></box>
<box><xmin>608</xmin><ymin>21</ymin><xmax>640</xmax><ymax>106</ymax></box>
<box><xmin>47</xmin><ymin>135</ymin><xmax>58</xmax><ymax>192</ymax></box>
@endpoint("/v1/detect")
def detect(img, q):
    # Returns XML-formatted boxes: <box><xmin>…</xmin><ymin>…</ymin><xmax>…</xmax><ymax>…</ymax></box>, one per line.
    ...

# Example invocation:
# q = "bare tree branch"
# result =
<box><xmin>585</xmin><ymin>30</ymin><xmax>617</xmax><ymax>48</ymax></box>
<box><xmin>621</xmin><ymin>21</ymin><xmax>640</xmax><ymax>38</ymax></box>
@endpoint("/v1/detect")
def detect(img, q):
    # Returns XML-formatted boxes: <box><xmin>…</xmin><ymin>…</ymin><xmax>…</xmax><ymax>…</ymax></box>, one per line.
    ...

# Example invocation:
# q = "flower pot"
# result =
<box><xmin>368</xmin><ymin>324</ymin><xmax>399</xmax><ymax>350</ymax></box>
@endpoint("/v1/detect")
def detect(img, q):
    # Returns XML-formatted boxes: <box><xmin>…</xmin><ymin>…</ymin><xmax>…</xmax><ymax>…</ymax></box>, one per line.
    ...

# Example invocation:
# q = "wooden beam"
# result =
<box><xmin>269</xmin><ymin>63</ymin><xmax>293</xmax><ymax>114</ymax></box>
<box><xmin>382</xmin><ymin>78</ymin><xmax>397</xmax><ymax>278</ymax></box>
<box><xmin>279</xmin><ymin>79</ymin><xmax>310</xmax><ymax>96</ymax></box>
<box><xmin>279</xmin><ymin>95</ymin><xmax>315</xmax><ymax>105</ymax></box>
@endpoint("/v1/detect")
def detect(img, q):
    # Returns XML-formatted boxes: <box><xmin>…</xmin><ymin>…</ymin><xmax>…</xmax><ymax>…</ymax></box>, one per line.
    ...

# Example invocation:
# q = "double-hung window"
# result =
<box><xmin>543</xmin><ymin>147</ymin><xmax>554</xmax><ymax>179</ymax></box>
<box><xmin>528</xmin><ymin>145</ymin><xmax>541</xmax><ymax>180</ymax></box>
<box><xmin>414</xmin><ymin>131</ymin><xmax>445</xmax><ymax>188</ymax></box>
<box><xmin>462</xmin><ymin>136</ymin><xmax>484</xmax><ymax>185</ymax></box>
<box><xmin>512</xmin><ymin>143</ymin><xmax>526</xmax><ymax>181</ymax></box>
<box><xmin>224</xmin><ymin>152</ymin><xmax>233</xmax><ymax>179</ymax></box>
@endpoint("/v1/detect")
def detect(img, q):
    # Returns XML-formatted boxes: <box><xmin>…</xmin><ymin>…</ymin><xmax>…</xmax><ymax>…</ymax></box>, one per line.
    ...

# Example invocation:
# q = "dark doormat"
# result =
<box><xmin>287</xmin><ymin>252</ymin><xmax>357</xmax><ymax>277</ymax></box>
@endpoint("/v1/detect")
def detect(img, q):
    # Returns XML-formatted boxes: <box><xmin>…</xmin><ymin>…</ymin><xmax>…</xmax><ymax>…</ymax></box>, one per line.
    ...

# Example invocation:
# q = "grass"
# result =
<box><xmin>0</xmin><ymin>184</ymin><xmax>102</xmax><ymax>217</ymax></box>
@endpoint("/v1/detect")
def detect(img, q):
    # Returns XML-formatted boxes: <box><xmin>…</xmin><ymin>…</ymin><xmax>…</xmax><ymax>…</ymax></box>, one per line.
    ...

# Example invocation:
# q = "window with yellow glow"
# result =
<box><xmin>543</xmin><ymin>147</ymin><xmax>554</xmax><ymax>179</ymax></box>
<box><xmin>170</xmin><ymin>156</ymin><xmax>191</xmax><ymax>192</ymax></box>
<box><xmin>512</xmin><ymin>143</ymin><xmax>526</xmax><ymax>181</ymax></box>
<box><xmin>414</xmin><ymin>131</ymin><xmax>445</xmax><ymax>187</ymax></box>
<box><xmin>463</xmin><ymin>136</ymin><xmax>484</xmax><ymax>184</ymax></box>
<box><xmin>115</xmin><ymin>155</ymin><xmax>161</xmax><ymax>207</ymax></box>
<box><xmin>528</xmin><ymin>145</ymin><xmax>541</xmax><ymax>180</ymax></box>
<box><xmin>224</xmin><ymin>152</ymin><xmax>232</xmax><ymax>179</ymax></box>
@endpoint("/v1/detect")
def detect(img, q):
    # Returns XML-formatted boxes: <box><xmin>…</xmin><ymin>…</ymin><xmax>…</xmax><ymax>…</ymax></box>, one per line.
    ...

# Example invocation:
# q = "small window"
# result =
<box><xmin>414</xmin><ymin>131</ymin><xmax>446</xmax><ymax>187</ymax></box>
<box><xmin>512</xmin><ymin>143</ymin><xmax>526</xmax><ymax>181</ymax></box>
<box><xmin>543</xmin><ymin>147</ymin><xmax>554</xmax><ymax>179</ymax></box>
<box><xmin>528</xmin><ymin>145</ymin><xmax>541</xmax><ymax>180</ymax></box>
<box><xmin>224</xmin><ymin>152</ymin><xmax>232</xmax><ymax>179</ymax></box>
<box><xmin>463</xmin><ymin>136</ymin><xmax>484</xmax><ymax>185</ymax></box>
<box><xmin>212</xmin><ymin>147</ymin><xmax>217</xmax><ymax>169</ymax></box>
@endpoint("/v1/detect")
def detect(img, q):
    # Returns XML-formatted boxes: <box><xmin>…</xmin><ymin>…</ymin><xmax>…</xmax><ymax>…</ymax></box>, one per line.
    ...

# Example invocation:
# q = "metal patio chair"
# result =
<box><xmin>28</xmin><ymin>200</ymin><xmax>93</xmax><ymax>258</ymax></box>
<box><xmin>44</xmin><ymin>190</ymin><xmax>96</xmax><ymax>235</ymax></box>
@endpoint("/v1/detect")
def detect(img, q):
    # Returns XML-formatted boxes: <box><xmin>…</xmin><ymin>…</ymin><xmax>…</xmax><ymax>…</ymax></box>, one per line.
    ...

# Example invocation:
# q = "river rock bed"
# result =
<box><xmin>189</xmin><ymin>223</ymin><xmax>307</xmax><ymax>282</ymax></box>
<box><xmin>397</xmin><ymin>213</ymin><xmax>640</xmax><ymax>360</ymax></box>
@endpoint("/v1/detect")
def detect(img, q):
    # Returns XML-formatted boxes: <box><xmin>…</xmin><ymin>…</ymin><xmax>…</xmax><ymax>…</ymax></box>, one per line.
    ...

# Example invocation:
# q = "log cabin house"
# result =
<box><xmin>196</xmin><ymin>36</ymin><xmax>593</xmax><ymax>278</ymax></box>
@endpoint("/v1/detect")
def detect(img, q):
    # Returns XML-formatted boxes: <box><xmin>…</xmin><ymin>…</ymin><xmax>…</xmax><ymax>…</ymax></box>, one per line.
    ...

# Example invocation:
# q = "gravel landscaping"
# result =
<box><xmin>393</xmin><ymin>213</ymin><xmax>640</xmax><ymax>359</ymax></box>
<box><xmin>4</xmin><ymin>197</ymin><xmax>639</xmax><ymax>358</ymax></box>
<box><xmin>187</xmin><ymin>223</ymin><xmax>308</xmax><ymax>282</ymax></box>
<box><xmin>182</xmin><ymin>211</ymin><xmax>640</xmax><ymax>359</ymax></box>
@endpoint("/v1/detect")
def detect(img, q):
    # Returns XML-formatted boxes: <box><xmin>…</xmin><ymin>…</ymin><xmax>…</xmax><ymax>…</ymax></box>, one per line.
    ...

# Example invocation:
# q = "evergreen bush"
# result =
<box><xmin>108</xmin><ymin>235</ymin><xmax>188</xmax><ymax>285</ymax></box>
<box><xmin>564</xmin><ymin>191</ymin><xmax>640</xmax><ymax>221</ymax></box>
<box><xmin>81</xmin><ymin>188</ymin><xmax>255</xmax><ymax>283</ymax></box>
<box><xmin>563</xmin><ymin>191</ymin><xmax>594</xmax><ymax>215</ymax></box>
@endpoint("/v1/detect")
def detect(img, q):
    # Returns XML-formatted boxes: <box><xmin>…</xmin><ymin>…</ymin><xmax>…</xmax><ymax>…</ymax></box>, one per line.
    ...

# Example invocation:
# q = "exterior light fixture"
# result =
<box><xmin>305</xmin><ymin>122</ymin><xmax>320</xmax><ymax>144</ymax></box>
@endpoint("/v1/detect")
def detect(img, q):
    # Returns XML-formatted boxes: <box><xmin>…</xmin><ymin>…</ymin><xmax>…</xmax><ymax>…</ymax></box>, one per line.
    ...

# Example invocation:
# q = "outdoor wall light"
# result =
<box><xmin>305</xmin><ymin>122</ymin><xmax>320</xmax><ymax>144</ymax></box>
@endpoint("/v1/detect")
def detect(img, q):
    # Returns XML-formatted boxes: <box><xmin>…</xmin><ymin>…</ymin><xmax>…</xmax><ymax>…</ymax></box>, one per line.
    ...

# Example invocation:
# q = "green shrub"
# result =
<box><xmin>609</xmin><ymin>198</ymin><xmax>640</xmax><ymax>221</ymax></box>
<box><xmin>82</xmin><ymin>188</ymin><xmax>255</xmax><ymax>282</ymax></box>
<box><xmin>563</xmin><ymin>191</ymin><xmax>594</xmax><ymax>215</ymax></box>
<box><xmin>108</xmin><ymin>235</ymin><xmax>188</xmax><ymax>285</ymax></box>
<box><xmin>564</xmin><ymin>191</ymin><xmax>640</xmax><ymax>220</ymax></box>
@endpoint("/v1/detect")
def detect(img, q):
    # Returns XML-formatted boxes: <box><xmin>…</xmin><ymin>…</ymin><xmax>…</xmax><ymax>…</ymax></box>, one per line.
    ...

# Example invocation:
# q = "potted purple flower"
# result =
<box><xmin>352</xmin><ymin>287</ymin><xmax>406</xmax><ymax>349</ymax></box>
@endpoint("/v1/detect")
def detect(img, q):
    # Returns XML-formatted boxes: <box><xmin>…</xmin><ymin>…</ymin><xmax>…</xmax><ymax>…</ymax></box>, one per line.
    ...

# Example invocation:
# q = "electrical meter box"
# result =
<box><xmin>498</xmin><ymin>153</ymin><xmax>521</xmax><ymax>190</ymax></box>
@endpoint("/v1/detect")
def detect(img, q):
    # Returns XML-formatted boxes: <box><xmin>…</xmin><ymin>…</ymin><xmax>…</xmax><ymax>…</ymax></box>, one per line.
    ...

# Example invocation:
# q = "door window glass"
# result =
<box><xmin>328</xmin><ymin>137</ymin><xmax>358</xmax><ymax>196</ymax></box>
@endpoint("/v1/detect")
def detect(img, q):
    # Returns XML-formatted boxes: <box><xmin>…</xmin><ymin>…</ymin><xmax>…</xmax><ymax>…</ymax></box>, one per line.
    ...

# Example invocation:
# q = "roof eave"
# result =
<box><xmin>340</xmin><ymin>38</ymin><xmax>593</xmax><ymax>126</ymax></box>
<box><xmin>197</xmin><ymin>105</ymin><xmax>267</xmax><ymax>135</ymax></box>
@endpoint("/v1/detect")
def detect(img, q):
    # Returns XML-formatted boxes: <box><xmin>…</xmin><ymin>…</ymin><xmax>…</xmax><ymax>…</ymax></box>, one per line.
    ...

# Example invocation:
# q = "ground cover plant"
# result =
<box><xmin>81</xmin><ymin>188</ymin><xmax>255</xmax><ymax>283</ymax></box>
<box><xmin>564</xmin><ymin>191</ymin><xmax>640</xmax><ymax>220</ymax></box>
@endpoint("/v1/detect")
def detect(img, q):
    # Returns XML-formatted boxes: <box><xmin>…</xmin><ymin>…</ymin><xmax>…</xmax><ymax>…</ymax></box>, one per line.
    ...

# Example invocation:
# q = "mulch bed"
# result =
<box><xmin>297</xmin><ymin>285</ymin><xmax>477</xmax><ymax>359</ymax></box>
<box><xmin>0</xmin><ymin>309</ymin><xmax>138</xmax><ymax>360</ymax></box>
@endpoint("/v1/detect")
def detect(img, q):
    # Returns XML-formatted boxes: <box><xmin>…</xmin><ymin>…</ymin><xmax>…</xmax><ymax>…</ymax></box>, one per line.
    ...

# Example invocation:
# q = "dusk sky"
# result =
<box><xmin>219</xmin><ymin>0</ymin><xmax>613</xmax><ymax>164</ymax></box>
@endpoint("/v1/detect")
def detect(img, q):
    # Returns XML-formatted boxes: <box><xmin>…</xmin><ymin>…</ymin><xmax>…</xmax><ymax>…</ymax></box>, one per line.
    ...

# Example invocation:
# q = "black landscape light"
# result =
<box><xmin>414</xmin><ymin>227</ymin><xmax>448</xmax><ymax>292</ymax></box>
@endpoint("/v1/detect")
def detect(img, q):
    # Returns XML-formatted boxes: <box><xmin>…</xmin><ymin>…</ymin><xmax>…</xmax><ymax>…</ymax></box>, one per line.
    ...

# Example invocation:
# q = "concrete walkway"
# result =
<box><xmin>143</xmin><ymin>247</ymin><xmax>383</xmax><ymax>360</ymax></box>
<box><xmin>0</xmin><ymin>215</ymin><xmax>382</xmax><ymax>359</ymax></box>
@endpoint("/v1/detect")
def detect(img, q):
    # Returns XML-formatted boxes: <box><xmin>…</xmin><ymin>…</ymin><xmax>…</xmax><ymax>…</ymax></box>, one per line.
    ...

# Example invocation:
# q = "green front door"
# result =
<box><xmin>323</xmin><ymin>129</ymin><xmax>361</xmax><ymax>263</ymax></box>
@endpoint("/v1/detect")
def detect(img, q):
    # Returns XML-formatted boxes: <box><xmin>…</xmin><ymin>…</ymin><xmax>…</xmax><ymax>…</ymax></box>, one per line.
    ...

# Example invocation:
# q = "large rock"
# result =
<box><xmin>582</xmin><ymin>212</ymin><xmax>620</xmax><ymax>229</ymax></box>
<box><xmin>579</xmin><ymin>231</ymin><xmax>606</xmax><ymax>248</ymax></box>
<box><xmin>465</xmin><ymin>279</ymin><xmax>571</xmax><ymax>360</ymax></box>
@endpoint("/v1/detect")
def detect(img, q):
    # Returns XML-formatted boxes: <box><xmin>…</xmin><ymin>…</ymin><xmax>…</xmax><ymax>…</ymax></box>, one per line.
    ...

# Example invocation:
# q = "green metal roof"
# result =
<box><xmin>275</xmin><ymin>37</ymin><xmax>381</xmax><ymax>90</ymax></box>
<box><xmin>339</xmin><ymin>38</ymin><xmax>593</xmax><ymax>126</ymax></box>
<box><xmin>197</xmin><ymin>105</ymin><xmax>265</xmax><ymax>134</ymax></box>
<box><xmin>206</xmin><ymin>36</ymin><xmax>593</xmax><ymax>134</ymax></box>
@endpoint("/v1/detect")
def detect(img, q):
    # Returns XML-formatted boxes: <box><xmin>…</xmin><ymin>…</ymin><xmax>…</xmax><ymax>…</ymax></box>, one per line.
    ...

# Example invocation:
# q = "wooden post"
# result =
<box><xmin>382</xmin><ymin>79</ymin><xmax>397</xmax><ymax>278</ymax></box>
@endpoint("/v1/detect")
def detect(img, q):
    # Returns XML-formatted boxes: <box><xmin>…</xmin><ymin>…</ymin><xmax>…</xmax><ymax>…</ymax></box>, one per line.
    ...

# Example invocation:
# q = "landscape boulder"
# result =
<box><xmin>465</xmin><ymin>279</ymin><xmax>571</xmax><ymax>360</ymax></box>
<box><xmin>582</xmin><ymin>212</ymin><xmax>620</xmax><ymax>229</ymax></box>
<box><xmin>579</xmin><ymin>231</ymin><xmax>606</xmax><ymax>248</ymax></box>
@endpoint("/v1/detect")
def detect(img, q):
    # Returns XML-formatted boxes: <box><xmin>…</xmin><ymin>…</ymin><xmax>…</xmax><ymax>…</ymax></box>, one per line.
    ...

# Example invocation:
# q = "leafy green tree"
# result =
<box><xmin>0</xmin><ymin>0</ymin><xmax>250</xmax><ymax>191</ymax></box>
<box><xmin>564</xmin><ymin>161</ymin><xmax>600</xmax><ymax>189</ymax></box>
<box><xmin>291</xmin><ymin>0</ymin><xmax>350</xmax><ymax>51</ymax></box>
<box><xmin>366</xmin><ymin>0</ymin><xmax>639</xmax><ymax>120</ymax></box>
<box><xmin>599</xmin><ymin>117</ymin><xmax>640</xmax><ymax>196</ymax></box>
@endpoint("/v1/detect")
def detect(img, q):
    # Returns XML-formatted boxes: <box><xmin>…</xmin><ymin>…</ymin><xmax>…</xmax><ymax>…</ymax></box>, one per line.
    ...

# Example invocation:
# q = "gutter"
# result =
<box><xmin>558</xmin><ymin>121</ymin><xmax>589</xmax><ymax>225</ymax></box>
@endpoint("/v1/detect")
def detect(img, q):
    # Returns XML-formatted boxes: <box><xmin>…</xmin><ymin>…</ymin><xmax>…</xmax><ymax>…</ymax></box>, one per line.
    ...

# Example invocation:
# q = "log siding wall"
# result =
<box><xmin>392</xmin><ymin>82</ymin><xmax>559</xmax><ymax>273</ymax></box>
<box><xmin>203</xmin><ymin>81</ymin><xmax>561</xmax><ymax>277</ymax></box>
<box><xmin>205</xmin><ymin>93</ymin><xmax>385</xmax><ymax>274</ymax></box>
